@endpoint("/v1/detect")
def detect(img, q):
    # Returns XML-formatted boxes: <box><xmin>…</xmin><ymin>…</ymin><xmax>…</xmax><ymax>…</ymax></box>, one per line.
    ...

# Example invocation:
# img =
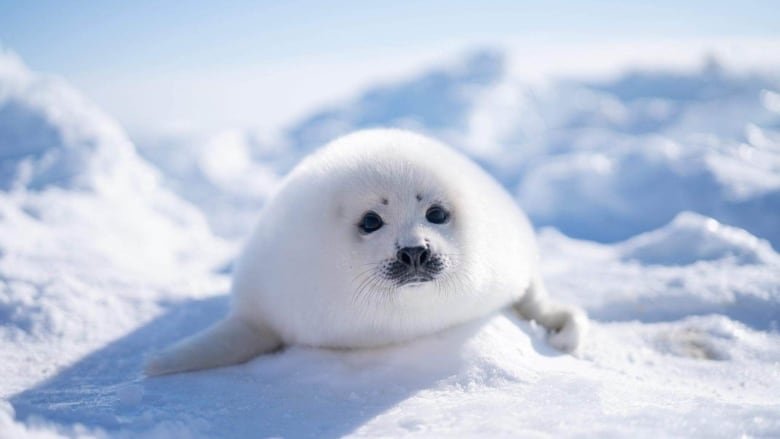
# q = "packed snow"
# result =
<box><xmin>1</xmin><ymin>44</ymin><xmax>779</xmax><ymax>438</ymax></box>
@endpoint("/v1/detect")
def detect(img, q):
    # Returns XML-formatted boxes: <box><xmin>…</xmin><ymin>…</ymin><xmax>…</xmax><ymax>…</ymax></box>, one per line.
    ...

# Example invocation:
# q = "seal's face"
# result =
<box><xmin>363</xmin><ymin>201</ymin><xmax>452</xmax><ymax>287</ymax></box>
<box><xmin>340</xmin><ymin>178</ymin><xmax>463</xmax><ymax>298</ymax></box>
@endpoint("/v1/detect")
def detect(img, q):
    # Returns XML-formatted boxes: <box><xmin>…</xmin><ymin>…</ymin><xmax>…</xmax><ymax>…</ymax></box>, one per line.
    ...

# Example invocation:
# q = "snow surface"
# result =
<box><xmin>1</xmin><ymin>45</ymin><xmax>779</xmax><ymax>438</ymax></box>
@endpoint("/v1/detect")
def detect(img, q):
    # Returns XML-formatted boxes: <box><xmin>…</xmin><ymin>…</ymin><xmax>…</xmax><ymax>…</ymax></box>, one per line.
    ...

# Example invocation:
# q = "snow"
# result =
<box><xmin>1</xmin><ymin>43</ymin><xmax>780</xmax><ymax>438</ymax></box>
<box><xmin>619</xmin><ymin>211</ymin><xmax>778</xmax><ymax>266</ymax></box>
<box><xmin>139</xmin><ymin>50</ymin><xmax>780</xmax><ymax>246</ymax></box>
<box><xmin>0</xmin><ymin>49</ymin><xmax>231</xmax><ymax>399</ymax></box>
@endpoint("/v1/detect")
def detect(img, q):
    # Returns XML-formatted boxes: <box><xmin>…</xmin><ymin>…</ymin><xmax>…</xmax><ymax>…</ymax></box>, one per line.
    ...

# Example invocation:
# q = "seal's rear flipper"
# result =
<box><xmin>145</xmin><ymin>316</ymin><xmax>281</xmax><ymax>376</ymax></box>
<box><xmin>513</xmin><ymin>275</ymin><xmax>588</xmax><ymax>353</ymax></box>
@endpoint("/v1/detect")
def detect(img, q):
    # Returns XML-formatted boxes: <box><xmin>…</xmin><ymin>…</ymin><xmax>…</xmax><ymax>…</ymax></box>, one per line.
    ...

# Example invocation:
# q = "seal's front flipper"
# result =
<box><xmin>145</xmin><ymin>315</ymin><xmax>281</xmax><ymax>376</ymax></box>
<box><xmin>513</xmin><ymin>275</ymin><xmax>588</xmax><ymax>352</ymax></box>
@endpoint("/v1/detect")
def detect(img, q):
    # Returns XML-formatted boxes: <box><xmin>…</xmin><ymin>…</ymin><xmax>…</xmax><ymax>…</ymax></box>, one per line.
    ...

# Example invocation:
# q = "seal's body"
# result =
<box><xmin>146</xmin><ymin>129</ymin><xmax>586</xmax><ymax>375</ymax></box>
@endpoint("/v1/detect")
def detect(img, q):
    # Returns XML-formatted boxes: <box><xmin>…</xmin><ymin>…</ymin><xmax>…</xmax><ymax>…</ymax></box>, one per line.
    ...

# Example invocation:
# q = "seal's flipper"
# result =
<box><xmin>145</xmin><ymin>316</ymin><xmax>281</xmax><ymax>376</ymax></box>
<box><xmin>513</xmin><ymin>275</ymin><xmax>588</xmax><ymax>352</ymax></box>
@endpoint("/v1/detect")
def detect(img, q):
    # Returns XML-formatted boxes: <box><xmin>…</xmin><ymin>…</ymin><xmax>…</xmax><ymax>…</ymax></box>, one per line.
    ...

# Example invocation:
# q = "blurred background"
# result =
<box><xmin>1</xmin><ymin>1</ymin><xmax>779</xmax><ymax>244</ymax></box>
<box><xmin>3</xmin><ymin>1</ymin><xmax>778</xmax><ymax>138</ymax></box>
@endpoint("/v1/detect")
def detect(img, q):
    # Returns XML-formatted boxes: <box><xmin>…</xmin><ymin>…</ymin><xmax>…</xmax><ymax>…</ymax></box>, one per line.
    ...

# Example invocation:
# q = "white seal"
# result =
<box><xmin>146</xmin><ymin>129</ymin><xmax>587</xmax><ymax>375</ymax></box>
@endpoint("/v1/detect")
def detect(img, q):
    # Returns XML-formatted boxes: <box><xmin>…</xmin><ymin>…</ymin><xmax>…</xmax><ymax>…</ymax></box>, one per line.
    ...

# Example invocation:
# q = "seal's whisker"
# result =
<box><xmin>351</xmin><ymin>265</ymin><xmax>379</xmax><ymax>284</ymax></box>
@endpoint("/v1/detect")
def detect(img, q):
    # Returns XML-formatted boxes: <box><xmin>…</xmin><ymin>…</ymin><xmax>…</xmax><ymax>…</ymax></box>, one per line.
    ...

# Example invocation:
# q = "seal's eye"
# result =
<box><xmin>359</xmin><ymin>211</ymin><xmax>384</xmax><ymax>234</ymax></box>
<box><xmin>426</xmin><ymin>205</ymin><xmax>450</xmax><ymax>224</ymax></box>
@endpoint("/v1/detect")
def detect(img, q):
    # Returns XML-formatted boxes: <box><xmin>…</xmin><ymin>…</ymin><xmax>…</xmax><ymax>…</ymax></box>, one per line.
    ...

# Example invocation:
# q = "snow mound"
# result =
<box><xmin>504</xmin><ymin>62</ymin><xmax>780</xmax><ymax>247</ymax></box>
<box><xmin>619</xmin><ymin>211</ymin><xmax>778</xmax><ymax>265</ymax></box>
<box><xmin>0</xmin><ymin>51</ymin><xmax>157</xmax><ymax>194</ymax></box>
<box><xmin>286</xmin><ymin>50</ymin><xmax>504</xmax><ymax>157</ymax></box>
<box><xmin>138</xmin><ymin>129</ymin><xmax>281</xmax><ymax>238</ymax></box>
<box><xmin>135</xmin><ymin>51</ymin><xmax>505</xmax><ymax>237</ymax></box>
<box><xmin>0</xmin><ymin>49</ymin><xmax>228</xmax><ymax>277</ymax></box>
<box><xmin>0</xmin><ymin>50</ymin><xmax>230</xmax><ymax>396</ymax></box>
<box><xmin>137</xmin><ymin>50</ymin><xmax>780</xmax><ymax>246</ymax></box>
<box><xmin>539</xmin><ymin>221</ymin><xmax>780</xmax><ymax>330</ymax></box>
<box><xmin>274</xmin><ymin>52</ymin><xmax>780</xmax><ymax>247</ymax></box>
<box><xmin>516</xmin><ymin>132</ymin><xmax>780</xmax><ymax>247</ymax></box>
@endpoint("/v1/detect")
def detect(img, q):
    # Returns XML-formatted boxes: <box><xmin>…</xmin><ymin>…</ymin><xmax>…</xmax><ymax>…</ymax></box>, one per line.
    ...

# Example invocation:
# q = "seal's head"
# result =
<box><xmin>299</xmin><ymin>130</ymin><xmax>477</xmax><ymax>303</ymax></box>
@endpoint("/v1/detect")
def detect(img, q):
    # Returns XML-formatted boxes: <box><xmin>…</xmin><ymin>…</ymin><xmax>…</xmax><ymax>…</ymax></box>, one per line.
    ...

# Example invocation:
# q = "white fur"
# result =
<box><xmin>146</xmin><ymin>129</ymin><xmax>587</xmax><ymax>375</ymax></box>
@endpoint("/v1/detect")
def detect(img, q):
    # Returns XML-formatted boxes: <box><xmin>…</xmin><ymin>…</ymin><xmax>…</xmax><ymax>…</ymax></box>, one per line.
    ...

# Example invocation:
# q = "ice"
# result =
<box><xmin>1</xmin><ymin>45</ymin><xmax>780</xmax><ymax>437</ymax></box>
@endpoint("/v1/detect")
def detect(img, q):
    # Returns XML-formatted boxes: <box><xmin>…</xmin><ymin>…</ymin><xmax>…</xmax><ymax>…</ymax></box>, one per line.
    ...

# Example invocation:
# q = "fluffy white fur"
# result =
<box><xmin>146</xmin><ymin>129</ymin><xmax>587</xmax><ymax>376</ymax></box>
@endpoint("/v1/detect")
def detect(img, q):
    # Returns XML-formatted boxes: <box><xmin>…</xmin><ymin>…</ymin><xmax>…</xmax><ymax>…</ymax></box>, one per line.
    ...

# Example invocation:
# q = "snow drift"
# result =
<box><xmin>1</xmin><ymin>46</ymin><xmax>780</xmax><ymax>438</ymax></box>
<box><xmin>219</xmin><ymin>52</ymin><xmax>780</xmax><ymax>248</ymax></box>
<box><xmin>0</xmin><ymin>49</ymin><xmax>229</xmax><ymax>397</ymax></box>
<box><xmin>136</xmin><ymin>51</ymin><xmax>780</xmax><ymax>247</ymax></box>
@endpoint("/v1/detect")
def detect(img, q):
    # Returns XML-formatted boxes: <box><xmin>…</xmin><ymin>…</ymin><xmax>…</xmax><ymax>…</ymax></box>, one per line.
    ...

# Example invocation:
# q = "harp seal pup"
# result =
<box><xmin>146</xmin><ymin>129</ymin><xmax>587</xmax><ymax>375</ymax></box>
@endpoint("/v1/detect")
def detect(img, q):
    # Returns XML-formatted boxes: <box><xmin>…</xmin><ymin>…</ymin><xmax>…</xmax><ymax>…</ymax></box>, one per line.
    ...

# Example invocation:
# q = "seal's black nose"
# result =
<box><xmin>397</xmin><ymin>246</ymin><xmax>430</xmax><ymax>268</ymax></box>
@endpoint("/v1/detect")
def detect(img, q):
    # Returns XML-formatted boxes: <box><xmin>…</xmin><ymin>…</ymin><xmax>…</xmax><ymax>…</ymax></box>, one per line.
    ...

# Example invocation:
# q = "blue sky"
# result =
<box><xmin>2</xmin><ymin>1</ymin><xmax>778</xmax><ymax>74</ymax></box>
<box><xmin>1</xmin><ymin>1</ymin><xmax>778</xmax><ymax>139</ymax></box>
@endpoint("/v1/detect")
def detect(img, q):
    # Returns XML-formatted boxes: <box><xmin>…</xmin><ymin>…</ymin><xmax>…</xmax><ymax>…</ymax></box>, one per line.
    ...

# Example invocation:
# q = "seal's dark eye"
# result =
<box><xmin>426</xmin><ymin>205</ymin><xmax>450</xmax><ymax>224</ymax></box>
<box><xmin>359</xmin><ymin>211</ymin><xmax>384</xmax><ymax>234</ymax></box>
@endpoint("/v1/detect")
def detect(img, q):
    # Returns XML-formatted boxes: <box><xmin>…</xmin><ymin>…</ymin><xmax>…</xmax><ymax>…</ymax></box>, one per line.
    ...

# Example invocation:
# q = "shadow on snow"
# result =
<box><xmin>10</xmin><ymin>295</ymin><xmax>558</xmax><ymax>437</ymax></box>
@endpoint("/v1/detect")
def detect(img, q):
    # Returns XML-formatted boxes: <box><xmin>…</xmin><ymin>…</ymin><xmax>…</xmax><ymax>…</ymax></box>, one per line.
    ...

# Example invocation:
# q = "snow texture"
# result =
<box><xmin>1</xmin><ymin>46</ymin><xmax>779</xmax><ymax>437</ymax></box>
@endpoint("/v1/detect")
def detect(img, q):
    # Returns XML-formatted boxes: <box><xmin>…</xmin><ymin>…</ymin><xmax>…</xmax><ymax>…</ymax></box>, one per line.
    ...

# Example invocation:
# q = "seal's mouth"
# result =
<box><xmin>397</xmin><ymin>273</ymin><xmax>436</xmax><ymax>287</ymax></box>
<box><xmin>380</xmin><ymin>253</ymin><xmax>448</xmax><ymax>287</ymax></box>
